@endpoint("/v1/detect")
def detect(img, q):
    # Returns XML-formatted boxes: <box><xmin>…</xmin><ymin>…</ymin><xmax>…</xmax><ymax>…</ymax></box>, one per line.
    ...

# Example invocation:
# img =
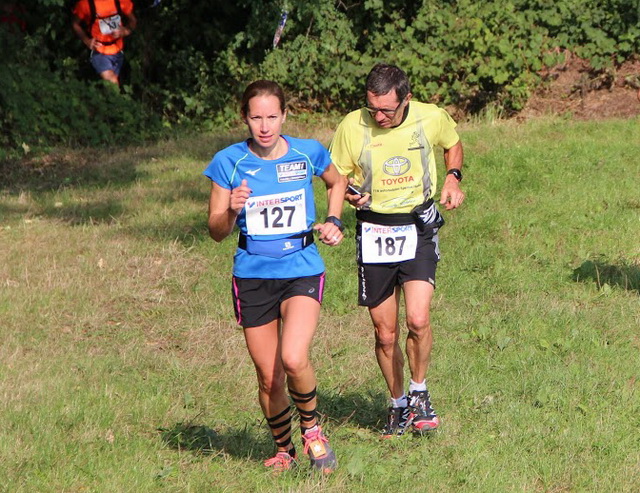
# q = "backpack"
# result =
<box><xmin>88</xmin><ymin>0</ymin><xmax>123</xmax><ymax>26</ymax></box>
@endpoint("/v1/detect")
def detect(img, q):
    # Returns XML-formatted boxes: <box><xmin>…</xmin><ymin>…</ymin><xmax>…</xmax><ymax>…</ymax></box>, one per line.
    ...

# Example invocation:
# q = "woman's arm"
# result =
<box><xmin>315</xmin><ymin>164</ymin><xmax>348</xmax><ymax>245</ymax></box>
<box><xmin>207</xmin><ymin>179</ymin><xmax>251</xmax><ymax>242</ymax></box>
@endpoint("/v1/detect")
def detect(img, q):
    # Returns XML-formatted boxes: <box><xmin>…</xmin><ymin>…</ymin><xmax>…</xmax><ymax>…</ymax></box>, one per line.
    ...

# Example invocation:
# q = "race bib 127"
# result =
<box><xmin>245</xmin><ymin>188</ymin><xmax>307</xmax><ymax>235</ymax></box>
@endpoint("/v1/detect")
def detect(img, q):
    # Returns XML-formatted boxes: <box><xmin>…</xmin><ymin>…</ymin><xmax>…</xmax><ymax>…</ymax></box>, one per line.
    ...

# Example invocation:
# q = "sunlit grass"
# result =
<box><xmin>1</xmin><ymin>116</ymin><xmax>639</xmax><ymax>491</ymax></box>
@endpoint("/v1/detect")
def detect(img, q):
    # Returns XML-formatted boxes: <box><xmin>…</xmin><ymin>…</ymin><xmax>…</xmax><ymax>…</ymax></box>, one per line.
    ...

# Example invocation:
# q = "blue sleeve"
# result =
<box><xmin>311</xmin><ymin>140</ymin><xmax>332</xmax><ymax>177</ymax></box>
<box><xmin>203</xmin><ymin>152</ymin><xmax>233</xmax><ymax>190</ymax></box>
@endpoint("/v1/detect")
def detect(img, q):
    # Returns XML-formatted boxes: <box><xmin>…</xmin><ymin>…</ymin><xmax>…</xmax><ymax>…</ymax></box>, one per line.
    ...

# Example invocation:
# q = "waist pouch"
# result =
<box><xmin>356</xmin><ymin>199</ymin><xmax>444</xmax><ymax>233</ymax></box>
<box><xmin>238</xmin><ymin>230</ymin><xmax>314</xmax><ymax>259</ymax></box>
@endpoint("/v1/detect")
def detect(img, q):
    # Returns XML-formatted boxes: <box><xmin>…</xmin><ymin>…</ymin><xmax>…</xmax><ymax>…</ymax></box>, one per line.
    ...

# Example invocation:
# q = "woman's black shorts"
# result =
<box><xmin>232</xmin><ymin>274</ymin><xmax>325</xmax><ymax>328</ymax></box>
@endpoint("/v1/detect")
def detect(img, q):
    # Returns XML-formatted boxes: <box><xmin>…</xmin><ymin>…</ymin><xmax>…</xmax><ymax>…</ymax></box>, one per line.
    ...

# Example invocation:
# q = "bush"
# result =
<box><xmin>0</xmin><ymin>62</ymin><xmax>161</xmax><ymax>151</ymax></box>
<box><xmin>0</xmin><ymin>28</ymin><xmax>161</xmax><ymax>155</ymax></box>
<box><xmin>1</xmin><ymin>0</ymin><xmax>638</xmax><ymax>154</ymax></box>
<box><xmin>222</xmin><ymin>0</ymin><xmax>640</xmax><ymax>115</ymax></box>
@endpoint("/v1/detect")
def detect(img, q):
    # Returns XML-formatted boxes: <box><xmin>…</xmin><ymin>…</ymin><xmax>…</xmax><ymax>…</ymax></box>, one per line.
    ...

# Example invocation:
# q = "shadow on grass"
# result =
<box><xmin>125</xmin><ymin>211</ymin><xmax>211</xmax><ymax>248</ymax></box>
<box><xmin>159</xmin><ymin>391</ymin><xmax>388</xmax><ymax>459</ymax></box>
<box><xmin>0</xmin><ymin>201</ymin><xmax>31</xmax><ymax>218</ymax></box>
<box><xmin>320</xmin><ymin>390</ymin><xmax>388</xmax><ymax>431</ymax></box>
<box><xmin>2</xmin><ymin>160</ymin><xmax>210</xmax><ymax>241</ymax></box>
<box><xmin>1</xmin><ymin>152</ymin><xmax>146</xmax><ymax>227</ymax></box>
<box><xmin>0</xmin><ymin>152</ymin><xmax>144</xmax><ymax>193</ymax></box>
<box><xmin>40</xmin><ymin>199</ymin><xmax>127</xmax><ymax>226</ymax></box>
<box><xmin>573</xmin><ymin>258</ymin><xmax>640</xmax><ymax>293</ymax></box>
<box><xmin>159</xmin><ymin>421</ymin><xmax>272</xmax><ymax>459</ymax></box>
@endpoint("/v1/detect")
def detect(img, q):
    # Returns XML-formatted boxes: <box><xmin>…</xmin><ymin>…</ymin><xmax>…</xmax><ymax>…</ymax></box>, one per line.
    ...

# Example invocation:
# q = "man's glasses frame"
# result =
<box><xmin>364</xmin><ymin>98</ymin><xmax>407</xmax><ymax>118</ymax></box>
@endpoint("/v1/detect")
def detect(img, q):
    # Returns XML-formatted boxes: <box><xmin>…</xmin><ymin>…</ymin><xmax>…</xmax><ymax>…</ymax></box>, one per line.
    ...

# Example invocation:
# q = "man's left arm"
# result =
<box><xmin>124</xmin><ymin>11</ymin><xmax>137</xmax><ymax>33</ymax></box>
<box><xmin>114</xmin><ymin>11</ymin><xmax>137</xmax><ymax>38</ymax></box>
<box><xmin>439</xmin><ymin>140</ymin><xmax>465</xmax><ymax>210</ymax></box>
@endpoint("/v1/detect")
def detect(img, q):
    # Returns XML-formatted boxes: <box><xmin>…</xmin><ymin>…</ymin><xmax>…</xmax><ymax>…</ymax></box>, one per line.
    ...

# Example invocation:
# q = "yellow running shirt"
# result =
<box><xmin>330</xmin><ymin>102</ymin><xmax>460</xmax><ymax>214</ymax></box>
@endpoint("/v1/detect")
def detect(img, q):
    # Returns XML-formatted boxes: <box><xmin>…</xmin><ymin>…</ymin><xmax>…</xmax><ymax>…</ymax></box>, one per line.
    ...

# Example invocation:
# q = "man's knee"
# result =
<box><xmin>406</xmin><ymin>314</ymin><xmax>431</xmax><ymax>337</ymax></box>
<box><xmin>374</xmin><ymin>323</ymin><xmax>399</xmax><ymax>349</ymax></box>
<box><xmin>100</xmin><ymin>70</ymin><xmax>119</xmax><ymax>84</ymax></box>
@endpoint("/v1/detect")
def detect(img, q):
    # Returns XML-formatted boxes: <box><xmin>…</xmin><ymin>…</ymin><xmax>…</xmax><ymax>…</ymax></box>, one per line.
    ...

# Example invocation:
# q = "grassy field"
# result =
<box><xmin>1</xmin><ymin>116</ymin><xmax>639</xmax><ymax>492</ymax></box>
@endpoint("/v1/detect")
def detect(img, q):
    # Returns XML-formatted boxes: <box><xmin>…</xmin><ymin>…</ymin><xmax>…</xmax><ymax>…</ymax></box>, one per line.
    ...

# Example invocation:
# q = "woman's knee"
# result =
<box><xmin>256</xmin><ymin>370</ymin><xmax>286</xmax><ymax>396</ymax></box>
<box><xmin>281</xmin><ymin>354</ymin><xmax>310</xmax><ymax>378</ymax></box>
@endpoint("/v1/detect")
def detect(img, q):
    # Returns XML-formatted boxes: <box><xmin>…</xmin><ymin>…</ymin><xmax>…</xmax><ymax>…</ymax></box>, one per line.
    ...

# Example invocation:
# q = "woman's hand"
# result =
<box><xmin>314</xmin><ymin>222</ymin><xmax>343</xmax><ymax>246</ymax></box>
<box><xmin>229</xmin><ymin>179</ymin><xmax>251</xmax><ymax>215</ymax></box>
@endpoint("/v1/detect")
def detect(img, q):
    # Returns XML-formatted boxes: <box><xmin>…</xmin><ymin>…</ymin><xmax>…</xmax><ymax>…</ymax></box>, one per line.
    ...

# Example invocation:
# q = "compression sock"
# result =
<box><xmin>289</xmin><ymin>386</ymin><xmax>318</xmax><ymax>434</ymax></box>
<box><xmin>266</xmin><ymin>405</ymin><xmax>296</xmax><ymax>457</ymax></box>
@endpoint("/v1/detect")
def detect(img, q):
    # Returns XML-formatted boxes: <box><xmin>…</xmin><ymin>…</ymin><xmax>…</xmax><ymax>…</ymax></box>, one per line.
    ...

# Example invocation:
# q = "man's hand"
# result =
<box><xmin>439</xmin><ymin>175</ymin><xmax>465</xmax><ymax>210</ymax></box>
<box><xmin>112</xmin><ymin>26</ymin><xmax>132</xmax><ymax>39</ymax></box>
<box><xmin>85</xmin><ymin>37</ymin><xmax>102</xmax><ymax>50</ymax></box>
<box><xmin>345</xmin><ymin>179</ymin><xmax>370</xmax><ymax>208</ymax></box>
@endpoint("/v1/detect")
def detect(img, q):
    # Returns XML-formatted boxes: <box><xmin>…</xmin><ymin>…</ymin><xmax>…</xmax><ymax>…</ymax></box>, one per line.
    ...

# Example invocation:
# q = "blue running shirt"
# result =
<box><xmin>203</xmin><ymin>136</ymin><xmax>332</xmax><ymax>279</ymax></box>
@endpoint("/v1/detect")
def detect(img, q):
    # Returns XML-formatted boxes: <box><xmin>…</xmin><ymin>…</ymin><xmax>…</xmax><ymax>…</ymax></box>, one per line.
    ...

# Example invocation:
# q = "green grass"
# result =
<box><xmin>1</xmin><ymin>117</ymin><xmax>639</xmax><ymax>492</ymax></box>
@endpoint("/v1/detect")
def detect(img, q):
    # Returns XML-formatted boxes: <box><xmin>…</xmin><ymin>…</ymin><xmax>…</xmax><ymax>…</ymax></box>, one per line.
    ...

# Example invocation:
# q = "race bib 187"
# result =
<box><xmin>361</xmin><ymin>222</ymin><xmax>418</xmax><ymax>263</ymax></box>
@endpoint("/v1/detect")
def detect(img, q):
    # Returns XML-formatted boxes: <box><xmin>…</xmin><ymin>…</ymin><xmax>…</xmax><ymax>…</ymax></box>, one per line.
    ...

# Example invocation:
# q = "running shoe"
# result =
<box><xmin>381</xmin><ymin>406</ymin><xmax>411</xmax><ymax>438</ymax></box>
<box><xmin>264</xmin><ymin>451</ymin><xmax>297</xmax><ymax>472</ymax></box>
<box><xmin>408</xmin><ymin>389</ymin><xmax>440</xmax><ymax>431</ymax></box>
<box><xmin>301</xmin><ymin>426</ymin><xmax>337</xmax><ymax>473</ymax></box>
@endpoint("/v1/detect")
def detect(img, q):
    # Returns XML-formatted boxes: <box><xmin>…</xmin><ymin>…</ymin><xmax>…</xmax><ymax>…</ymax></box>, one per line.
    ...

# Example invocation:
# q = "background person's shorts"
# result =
<box><xmin>90</xmin><ymin>51</ymin><xmax>124</xmax><ymax>76</ymax></box>
<box><xmin>232</xmin><ymin>274</ymin><xmax>325</xmax><ymax>328</ymax></box>
<box><xmin>356</xmin><ymin>226</ymin><xmax>440</xmax><ymax>308</ymax></box>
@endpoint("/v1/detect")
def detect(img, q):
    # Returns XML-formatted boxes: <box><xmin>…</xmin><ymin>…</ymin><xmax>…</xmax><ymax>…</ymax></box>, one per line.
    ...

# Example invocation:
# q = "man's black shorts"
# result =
<box><xmin>232</xmin><ymin>274</ymin><xmax>325</xmax><ymax>328</ymax></box>
<box><xmin>356</xmin><ymin>225</ymin><xmax>440</xmax><ymax>308</ymax></box>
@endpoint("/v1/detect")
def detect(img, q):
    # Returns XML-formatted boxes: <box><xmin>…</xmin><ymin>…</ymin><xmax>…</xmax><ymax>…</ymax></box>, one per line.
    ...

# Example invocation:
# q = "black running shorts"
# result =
<box><xmin>356</xmin><ymin>225</ymin><xmax>440</xmax><ymax>308</ymax></box>
<box><xmin>232</xmin><ymin>274</ymin><xmax>325</xmax><ymax>328</ymax></box>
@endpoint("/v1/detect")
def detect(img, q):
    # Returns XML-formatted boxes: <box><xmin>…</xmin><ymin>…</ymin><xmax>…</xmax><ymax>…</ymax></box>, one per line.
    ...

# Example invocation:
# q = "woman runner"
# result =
<box><xmin>203</xmin><ymin>80</ymin><xmax>347</xmax><ymax>473</ymax></box>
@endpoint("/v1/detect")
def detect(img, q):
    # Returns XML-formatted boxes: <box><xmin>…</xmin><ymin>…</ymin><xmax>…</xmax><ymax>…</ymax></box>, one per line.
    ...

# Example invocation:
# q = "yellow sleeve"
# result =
<box><xmin>437</xmin><ymin>108</ymin><xmax>460</xmax><ymax>150</ymax></box>
<box><xmin>329</xmin><ymin>114</ymin><xmax>358</xmax><ymax>176</ymax></box>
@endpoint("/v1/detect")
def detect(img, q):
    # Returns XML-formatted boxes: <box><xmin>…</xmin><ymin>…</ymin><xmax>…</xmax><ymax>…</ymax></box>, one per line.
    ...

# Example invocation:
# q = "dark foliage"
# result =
<box><xmin>1</xmin><ymin>0</ymin><xmax>638</xmax><ymax>155</ymax></box>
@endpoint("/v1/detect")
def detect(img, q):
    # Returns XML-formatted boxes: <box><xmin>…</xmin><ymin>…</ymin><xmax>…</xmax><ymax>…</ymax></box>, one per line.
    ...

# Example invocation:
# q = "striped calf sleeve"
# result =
<box><xmin>289</xmin><ymin>387</ymin><xmax>317</xmax><ymax>432</ymax></box>
<box><xmin>266</xmin><ymin>406</ymin><xmax>295</xmax><ymax>455</ymax></box>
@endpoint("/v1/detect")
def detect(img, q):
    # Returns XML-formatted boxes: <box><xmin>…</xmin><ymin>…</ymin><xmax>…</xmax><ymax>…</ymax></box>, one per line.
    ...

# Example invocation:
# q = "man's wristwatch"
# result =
<box><xmin>324</xmin><ymin>216</ymin><xmax>345</xmax><ymax>232</ymax></box>
<box><xmin>446</xmin><ymin>168</ymin><xmax>463</xmax><ymax>182</ymax></box>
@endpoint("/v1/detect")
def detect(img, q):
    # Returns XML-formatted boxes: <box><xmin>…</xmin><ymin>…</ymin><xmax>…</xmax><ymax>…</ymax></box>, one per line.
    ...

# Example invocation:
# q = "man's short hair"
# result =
<box><xmin>366</xmin><ymin>63</ymin><xmax>411</xmax><ymax>102</ymax></box>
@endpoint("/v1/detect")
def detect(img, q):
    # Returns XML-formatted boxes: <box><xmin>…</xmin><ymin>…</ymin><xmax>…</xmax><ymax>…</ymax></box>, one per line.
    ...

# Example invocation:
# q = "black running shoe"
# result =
<box><xmin>381</xmin><ymin>406</ymin><xmax>411</xmax><ymax>438</ymax></box>
<box><xmin>408</xmin><ymin>389</ymin><xmax>440</xmax><ymax>431</ymax></box>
